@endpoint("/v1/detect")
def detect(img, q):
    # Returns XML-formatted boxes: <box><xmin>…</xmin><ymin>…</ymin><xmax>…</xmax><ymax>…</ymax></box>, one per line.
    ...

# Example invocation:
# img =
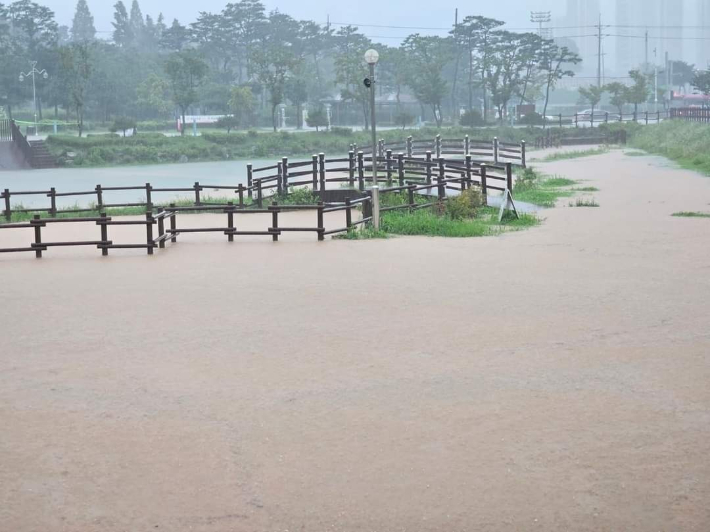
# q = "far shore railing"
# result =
<box><xmin>0</xmin><ymin>151</ymin><xmax>515</xmax><ymax>257</ymax></box>
<box><xmin>544</xmin><ymin>110</ymin><xmax>668</xmax><ymax>128</ymax></box>
<box><xmin>669</xmin><ymin>107</ymin><xmax>710</xmax><ymax>122</ymax></box>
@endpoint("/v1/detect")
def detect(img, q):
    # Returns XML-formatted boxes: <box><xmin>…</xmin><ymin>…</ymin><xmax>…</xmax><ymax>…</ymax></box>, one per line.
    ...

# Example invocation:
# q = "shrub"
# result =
<box><xmin>445</xmin><ymin>187</ymin><xmax>483</xmax><ymax>220</ymax></box>
<box><xmin>330</xmin><ymin>126</ymin><xmax>353</xmax><ymax>136</ymax></box>
<box><xmin>518</xmin><ymin>112</ymin><xmax>545</xmax><ymax>126</ymax></box>
<box><xmin>459</xmin><ymin>109</ymin><xmax>484</xmax><ymax>127</ymax></box>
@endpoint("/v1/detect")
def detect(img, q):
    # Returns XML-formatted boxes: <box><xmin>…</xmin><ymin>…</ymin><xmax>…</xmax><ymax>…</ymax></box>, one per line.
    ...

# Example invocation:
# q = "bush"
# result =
<box><xmin>518</xmin><ymin>112</ymin><xmax>545</xmax><ymax>126</ymax></box>
<box><xmin>330</xmin><ymin>126</ymin><xmax>353</xmax><ymax>136</ymax></box>
<box><xmin>459</xmin><ymin>109</ymin><xmax>484</xmax><ymax>127</ymax></box>
<box><xmin>445</xmin><ymin>187</ymin><xmax>483</xmax><ymax>220</ymax></box>
<box><xmin>110</xmin><ymin>116</ymin><xmax>137</xmax><ymax>137</ymax></box>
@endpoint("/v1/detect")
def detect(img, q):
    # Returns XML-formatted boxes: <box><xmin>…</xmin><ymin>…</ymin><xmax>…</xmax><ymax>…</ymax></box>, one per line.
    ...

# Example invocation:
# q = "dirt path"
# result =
<box><xmin>1</xmin><ymin>150</ymin><xmax>709</xmax><ymax>531</ymax></box>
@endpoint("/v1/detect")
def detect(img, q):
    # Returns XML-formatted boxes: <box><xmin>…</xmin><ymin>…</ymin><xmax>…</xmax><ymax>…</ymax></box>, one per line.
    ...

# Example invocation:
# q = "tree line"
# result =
<box><xmin>16</xmin><ymin>0</ymin><xmax>697</xmax><ymax>136</ymax></box>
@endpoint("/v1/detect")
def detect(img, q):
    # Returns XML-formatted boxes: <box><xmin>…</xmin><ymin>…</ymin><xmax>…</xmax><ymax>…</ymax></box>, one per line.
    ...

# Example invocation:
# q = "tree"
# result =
<box><xmin>452</xmin><ymin>16</ymin><xmax>504</xmax><ymax>117</ymax></box>
<box><xmin>306</xmin><ymin>105</ymin><xmax>328</xmax><ymax>131</ymax></box>
<box><xmin>693</xmin><ymin>70</ymin><xmax>710</xmax><ymax>97</ymax></box>
<box><xmin>334</xmin><ymin>25</ymin><xmax>373</xmax><ymax>129</ymax></box>
<box><xmin>112</xmin><ymin>1</ymin><xmax>132</xmax><ymax>47</ymax></box>
<box><xmin>627</xmin><ymin>70</ymin><xmax>650</xmax><ymax>116</ymax></box>
<box><xmin>165</xmin><ymin>50</ymin><xmax>209</xmax><ymax>136</ymax></box>
<box><xmin>484</xmin><ymin>31</ymin><xmax>534</xmax><ymax>122</ymax></box>
<box><xmin>402</xmin><ymin>34</ymin><xmax>451</xmax><ymax>127</ymax></box>
<box><xmin>604</xmin><ymin>82</ymin><xmax>628</xmax><ymax>116</ymax></box>
<box><xmin>110</xmin><ymin>116</ymin><xmax>136</xmax><ymax>136</ymax></box>
<box><xmin>70</xmin><ymin>0</ymin><xmax>95</xmax><ymax>42</ymax></box>
<box><xmin>58</xmin><ymin>42</ymin><xmax>92</xmax><ymax>136</ymax></box>
<box><xmin>136</xmin><ymin>73</ymin><xmax>172</xmax><ymax>117</ymax></box>
<box><xmin>216</xmin><ymin>115</ymin><xmax>239</xmax><ymax>133</ymax></box>
<box><xmin>128</xmin><ymin>0</ymin><xmax>144</xmax><ymax>47</ymax></box>
<box><xmin>394</xmin><ymin>110</ymin><xmax>414</xmax><ymax>130</ymax></box>
<box><xmin>539</xmin><ymin>41</ymin><xmax>581</xmax><ymax>126</ymax></box>
<box><xmin>228</xmin><ymin>85</ymin><xmax>256</xmax><ymax>129</ymax></box>
<box><xmin>160</xmin><ymin>18</ymin><xmax>188</xmax><ymax>52</ymax></box>
<box><xmin>285</xmin><ymin>77</ymin><xmax>308</xmax><ymax>129</ymax></box>
<box><xmin>578</xmin><ymin>85</ymin><xmax>605</xmax><ymax>118</ymax></box>
<box><xmin>669</xmin><ymin>60</ymin><xmax>695</xmax><ymax>89</ymax></box>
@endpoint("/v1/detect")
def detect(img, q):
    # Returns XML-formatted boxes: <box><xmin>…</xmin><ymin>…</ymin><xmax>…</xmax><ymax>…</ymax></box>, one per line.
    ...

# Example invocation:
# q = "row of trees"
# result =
<box><xmin>1</xmin><ymin>0</ymin><xmax>590</xmax><ymax>133</ymax></box>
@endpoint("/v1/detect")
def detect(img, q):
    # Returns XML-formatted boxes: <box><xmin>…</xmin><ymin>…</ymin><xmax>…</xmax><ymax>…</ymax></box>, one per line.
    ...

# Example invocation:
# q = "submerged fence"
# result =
<box><xmin>0</xmin><ymin>138</ymin><xmax>517</xmax><ymax>258</ymax></box>
<box><xmin>670</xmin><ymin>107</ymin><xmax>710</xmax><ymax>123</ymax></box>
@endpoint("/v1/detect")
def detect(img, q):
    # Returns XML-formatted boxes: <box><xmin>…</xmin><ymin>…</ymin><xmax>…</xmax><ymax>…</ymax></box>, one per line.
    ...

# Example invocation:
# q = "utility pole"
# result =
<box><xmin>531</xmin><ymin>11</ymin><xmax>552</xmax><ymax>39</ymax></box>
<box><xmin>597</xmin><ymin>14</ymin><xmax>603</xmax><ymax>88</ymax></box>
<box><xmin>644</xmin><ymin>30</ymin><xmax>649</xmax><ymax>72</ymax></box>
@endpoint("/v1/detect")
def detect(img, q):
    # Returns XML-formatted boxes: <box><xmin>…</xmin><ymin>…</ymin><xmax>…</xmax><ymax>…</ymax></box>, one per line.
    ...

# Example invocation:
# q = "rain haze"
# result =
<box><xmin>2</xmin><ymin>0</ymin><xmax>710</xmax><ymax>530</ymax></box>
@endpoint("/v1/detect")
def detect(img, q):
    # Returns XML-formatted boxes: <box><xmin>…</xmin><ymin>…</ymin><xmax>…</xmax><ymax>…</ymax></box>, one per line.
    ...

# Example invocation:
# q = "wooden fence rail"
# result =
<box><xmin>670</xmin><ymin>107</ymin><xmax>710</xmax><ymax>122</ymax></box>
<box><xmin>0</xmin><ymin>146</ymin><xmax>519</xmax><ymax>257</ymax></box>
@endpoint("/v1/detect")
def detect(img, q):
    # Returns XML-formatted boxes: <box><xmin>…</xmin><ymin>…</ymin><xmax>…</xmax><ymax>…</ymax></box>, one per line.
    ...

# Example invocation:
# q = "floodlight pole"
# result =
<box><xmin>19</xmin><ymin>61</ymin><xmax>48</xmax><ymax>133</ymax></box>
<box><xmin>365</xmin><ymin>49</ymin><xmax>380</xmax><ymax>230</ymax></box>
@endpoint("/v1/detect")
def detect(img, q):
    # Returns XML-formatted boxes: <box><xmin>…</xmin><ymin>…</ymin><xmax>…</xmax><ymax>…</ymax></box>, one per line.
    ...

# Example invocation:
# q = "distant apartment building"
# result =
<box><xmin>562</xmin><ymin>0</ymin><xmax>601</xmax><ymax>76</ymax></box>
<box><xmin>698</xmin><ymin>0</ymin><xmax>710</xmax><ymax>69</ymax></box>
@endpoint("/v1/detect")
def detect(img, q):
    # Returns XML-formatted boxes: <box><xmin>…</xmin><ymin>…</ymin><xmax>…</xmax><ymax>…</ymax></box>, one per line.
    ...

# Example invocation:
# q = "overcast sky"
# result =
<box><xmin>43</xmin><ymin>0</ymin><xmax>571</xmax><ymax>39</ymax></box>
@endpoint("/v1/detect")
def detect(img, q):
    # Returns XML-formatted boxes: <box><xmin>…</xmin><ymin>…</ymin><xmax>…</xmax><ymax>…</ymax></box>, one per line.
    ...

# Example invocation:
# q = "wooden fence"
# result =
<box><xmin>354</xmin><ymin>134</ymin><xmax>526</xmax><ymax>167</ymax></box>
<box><xmin>545</xmin><ymin>110</ymin><xmax>668</xmax><ymax>128</ymax></box>
<box><xmin>669</xmin><ymin>108</ymin><xmax>710</xmax><ymax>122</ymax></box>
<box><xmin>534</xmin><ymin>128</ymin><xmax>628</xmax><ymax>149</ymax></box>
<box><xmin>0</xmin><ymin>146</ymin><xmax>515</xmax><ymax>257</ymax></box>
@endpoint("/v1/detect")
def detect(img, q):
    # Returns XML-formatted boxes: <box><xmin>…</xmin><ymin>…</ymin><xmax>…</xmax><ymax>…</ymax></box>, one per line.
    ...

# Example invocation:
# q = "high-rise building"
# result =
<box><xmin>698</xmin><ymin>1</ymin><xmax>710</xmax><ymax>69</ymax></box>
<box><xmin>563</xmin><ymin>0</ymin><xmax>601</xmax><ymax>76</ymax></box>
<box><xmin>660</xmin><ymin>0</ymin><xmax>683</xmax><ymax>63</ymax></box>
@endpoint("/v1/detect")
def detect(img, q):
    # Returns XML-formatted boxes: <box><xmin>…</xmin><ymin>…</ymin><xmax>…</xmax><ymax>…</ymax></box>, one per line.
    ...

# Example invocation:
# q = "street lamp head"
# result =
<box><xmin>364</xmin><ymin>49</ymin><xmax>379</xmax><ymax>65</ymax></box>
<box><xmin>19</xmin><ymin>74</ymin><xmax>24</xmax><ymax>82</ymax></box>
<box><xmin>42</xmin><ymin>72</ymin><xmax>48</xmax><ymax>80</ymax></box>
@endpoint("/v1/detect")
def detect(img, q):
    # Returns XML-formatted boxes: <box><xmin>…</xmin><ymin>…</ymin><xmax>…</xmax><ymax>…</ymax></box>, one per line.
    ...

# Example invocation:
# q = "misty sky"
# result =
<box><xmin>41</xmin><ymin>0</ymin><xmax>585</xmax><ymax>39</ymax></box>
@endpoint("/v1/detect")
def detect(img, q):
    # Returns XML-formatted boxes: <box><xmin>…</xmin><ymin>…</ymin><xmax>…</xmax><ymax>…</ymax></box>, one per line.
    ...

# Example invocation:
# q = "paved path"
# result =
<box><xmin>1</xmin><ymin>149</ymin><xmax>709</xmax><ymax>531</ymax></box>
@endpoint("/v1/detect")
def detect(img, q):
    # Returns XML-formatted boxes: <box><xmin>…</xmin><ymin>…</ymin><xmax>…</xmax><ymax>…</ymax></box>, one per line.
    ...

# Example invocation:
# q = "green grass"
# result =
<box><xmin>671</xmin><ymin>211</ymin><xmax>710</xmax><ymax>218</ymax></box>
<box><xmin>569</xmin><ymin>197</ymin><xmax>600</xmax><ymax>207</ymax></box>
<box><xmin>42</xmin><ymin>124</ymin><xmax>628</xmax><ymax>168</ymax></box>
<box><xmin>377</xmin><ymin>207</ymin><xmax>539</xmax><ymax>238</ymax></box>
<box><xmin>625</xmin><ymin>120</ymin><xmax>710</xmax><ymax>175</ymax></box>
<box><xmin>573</xmin><ymin>186</ymin><xmax>600</xmax><ymax>192</ymax></box>
<box><xmin>334</xmin><ymin>227</ymin><xmax>389</xmax><ymax>239</ymax></box>
<box><xmin>624</xmin><ymin>150</ymin><xmax>647</xmax><ymax>157</ymax></box>
<box><xmin>541</xmin><ymin>177</ymin><xmax>577</xmax><ymax>187</ymax></box>
<box><xmin>542</xmin><ymin>147</ymin><xmax>609</xmax><ymax>162</ymax></box>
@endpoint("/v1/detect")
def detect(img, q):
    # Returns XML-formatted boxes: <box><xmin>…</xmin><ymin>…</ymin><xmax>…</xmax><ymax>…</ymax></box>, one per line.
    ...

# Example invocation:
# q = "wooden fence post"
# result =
<box><xmin>317</xmin><ymin>201</ymin><xmax>324</xmax><ymax>241</ymax></box>
<box><xmin>559</xmin><ymin>113</ymin><xmax>563</xmax><ymax>128</ymax></box>
<box><xmin>281</xmin><ymin>157</ymin><xmax>289</xmax><ymax>194</ymax></box>
<box><xmin>345</xmin><ymin>198</ymin><xmax>352</xmax><ymax>229</ymax></box>
<box><xmin>146</xmin><ymin>211</ymin><xmax>154</xmax><ymax>255</ymax></box>
<box><xmin>237</xmin><ymin>184</ymin><xmax>245</xmax><ymax>207</ymax></box>
<box><xmin>465</xmin><ymin>155</ymin><xmax>473</xmax><ymax>191</ymax></box>
<box><xmin>169</xmin><ymin>203</ymin><xmax>177</xmax><ymax>243</ymax></box>
<box><xmin>407</xmin><ymin>136</ymin><xmax>413</xmax><ymax>158</ymax></box>
<box><xmin>194</xmin><ymin>182</ymin><xmax>201</xmax><ymax>205</ymax></box>
<box><xmin>3</xmin><ymin>189</ymin><xmax>11</xmax><ymax>222</ymax></box>
<box><xmin>385</xmin><ymin>149</ymin><xmax>393</xmax><ymax>184</ymax></box>
<box><xmin>575</xmin><ymin>113</ymin><xmax>579</xmax><ymax>128</ymax></box>
<box><xmin>145</xmin><ymin>183</ymin><xmax>152</xmax><ymax>211</ymax></box>
<box><xmin>318</xmin><ymin>153</ymin><xmax>326</xmax><ymax>191</ymax></box>
<box><xmin>156</xmin><ymin>209</ymin><xmax>165</xmax><ymax>249</ymax></box>
<box><xmin>32</xmin><ymin>215</ymin><xmax>42</xmax><ymax>258</ymax></box>
<box><xmin>312</xmin><ymin>154</ymin><xmax>319</xmax><ymax>191</ymax></box>
<box><xmin>277</xmin><ymin>162</ymin><xmax>283</xmax><ymax>195</ymax></box>
<box><xmin>506</xmin><ymin>163</ymin><xmax>513</xmax><ymax>195</ymax></box>
<box><xmin>247</xmin><ymin>164</ymin><xmax>253</xmax><ymax>200</ymax></box>
<box><xmin>256</xmin><ymin>179</ymin><xmax>263</xmax><ymax>208</ymax></box>
<box><xmin>480</xmin><ymin>163</ymin><xmax>488</xmax><ymax>201</ymax></box>
<box><xmin>49</xmin><ymin>187</ymin><xmax>57</xmax><ymax>217</ymax></box>
<box><xmin>493</xmin><ymin>137</ymin><xmax>499</xmax><ymax>163</ymax></box>
<box><xmin>426</xmin><ymin>151</ymin><xmax>433</xmax><ymax>185</ymax></box>
<box><xmin>348</xmin><ymin>150</ymin><xmax>355</xmax><ymax>188</ymax></box>
<box><xmin>227</xmin><ymin>201</ymin><xmax>234</xmax><ymax>242</ymax></box>
<box><xmin>408</xmin><ymin>185</ymin><xmax>415</xmax><ymax>212</ymax></box>
<box><xmin>95</xmin><ymin>184</ymin><xmax>103</xmax><ymax>212</ymax></box>
<box><xmin>437</xmin><ymin>157</ymin><xmax>445</xmax><ymax>200</ymax></box>
<box><xmin>435</xmin><ymin>134</ymin><xmax>441</xmax><ymax>158</ymax></box>
<box><xmin>357</xmin><ymin>151</ymin><xmax>365</xmax><ymax>192</ymax></box>
<box><xmin>645</xmin><ymin>111</ymin><xmax>648</xmax><ymax>125</ymax></box>
<box><xmin>464</xmin><ymin>135</ymin><xmax>470</xmax><ymax>156</ymax></box>
<box><xmin>397</xmin><ymin>153</ymin><xmax>405</xmax><ymax>187</ymax></box>
<box><xmin>521</xmin><ymin>140</ymin><xmax>526</xmax><ymax>168</ymax></box>
<box><xmin>100</xmin><ymin>212</ymin><xmax>109</xmax><ymax>255</ymax></box>
<box><xmin>271</xmin><ymin>202</ymin><xmax>279</xmax><ymax>242</ymax></box>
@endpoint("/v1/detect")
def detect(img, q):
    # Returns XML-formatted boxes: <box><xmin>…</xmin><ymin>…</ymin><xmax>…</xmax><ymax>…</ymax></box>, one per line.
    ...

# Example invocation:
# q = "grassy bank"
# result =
<box><xmin>605</xmin><ymin>120</ymin><xmax>710</xmax><ymax>175</ymax></box>
<box><xmin>45</xmin><ymin>126</ymin><xmax>604</xmax><ymax>168</ymax></box>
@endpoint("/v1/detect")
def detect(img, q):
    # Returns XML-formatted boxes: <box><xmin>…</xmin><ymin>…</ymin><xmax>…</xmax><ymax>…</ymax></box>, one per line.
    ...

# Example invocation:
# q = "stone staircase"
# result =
<box><xmin>29</xmin><ymin>140</ymin><xmax>57</xmax><ymax>169</ymax></box>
